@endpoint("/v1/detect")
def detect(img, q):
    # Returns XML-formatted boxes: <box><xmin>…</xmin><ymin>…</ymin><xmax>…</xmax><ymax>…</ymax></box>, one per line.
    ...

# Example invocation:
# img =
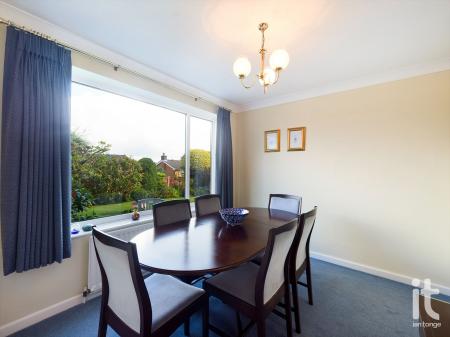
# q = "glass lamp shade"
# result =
<box><xmin>269</xmin><ymin>49</ymin><xmax>289</xmax><ymax>70</ymax></box>
<box><xmin>233</xmin><ymin>57</ymin><xmax>251</xmax><ymax>78</ymax></box>
<box><xmin>258</xmin><ymin>68</ymin><xmax>276</xmax><ymax>86</ymax></box>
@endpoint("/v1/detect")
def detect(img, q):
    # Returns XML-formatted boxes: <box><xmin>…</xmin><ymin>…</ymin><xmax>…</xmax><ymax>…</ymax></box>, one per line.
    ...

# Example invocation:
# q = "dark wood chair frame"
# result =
<box><xmin>268</xmin><ymin>194</ymin><xmax>302</xmax><ymax>215</ymax></box>
<box><xmin>254</xmin><ymin>206</ymin><xmax>316</xmax><ymax>334</ymax></box>
<box><xmin>251</xmin><ymin>193</ymin><xmax>301</xmax><ymax>266</ymax></box>
<box><xmin>93</xmin><ymin>227</ymin><xmax>209</xmax><ymax>337</ymax></box>
<box><xmin>194</xmin><ymin>194</ymin><xmax>222</xmax><ymax>217</ymax></box>
<box><xmin>288</xmin><ymin>206</ymin><xmax>317</xmax><ymax>334</ymax></box>
<box><xmin>151</xmin><ymin>198</ymin><xmax>200</xmax><ymax>335</ymax></box>
<box><xmin>152</xmin><ymin>199</ymin><xmax>192</xmax><ymax>228</ymax></box>
<box><xmin>204</xmin><ymin>220</ymin><xmax>298</xmax><ymax>337</ymax></box>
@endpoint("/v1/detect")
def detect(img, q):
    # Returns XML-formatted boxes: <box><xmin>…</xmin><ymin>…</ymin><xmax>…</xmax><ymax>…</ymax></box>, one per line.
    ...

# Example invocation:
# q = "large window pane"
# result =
<box><xmin>71</xmin><ymin>83</ymin><xmax>185</xmax><ymax>221</ymax></box>
<box><xmin>189</xmin><ymin>116</ymin><xmax>212</xmax><ymax>198</ymax></box>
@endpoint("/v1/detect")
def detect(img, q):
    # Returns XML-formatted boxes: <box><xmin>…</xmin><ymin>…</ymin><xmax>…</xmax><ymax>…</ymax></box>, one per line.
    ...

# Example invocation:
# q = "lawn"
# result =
<box><xmin>82</xmin><ymin>201</ymin><xmax>133</xmax><ymax>219</ymax></box>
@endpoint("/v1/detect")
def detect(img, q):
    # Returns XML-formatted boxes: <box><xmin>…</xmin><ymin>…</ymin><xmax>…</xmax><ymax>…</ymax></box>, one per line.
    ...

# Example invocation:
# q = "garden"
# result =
<box><xmin>71</xmin><ymin>132</ymin><xmax>210</xmax><ymax>221</ymax></box>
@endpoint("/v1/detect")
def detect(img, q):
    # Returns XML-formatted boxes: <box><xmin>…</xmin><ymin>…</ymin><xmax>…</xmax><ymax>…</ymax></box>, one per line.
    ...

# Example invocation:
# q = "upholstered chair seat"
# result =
<box><xmin>251</xmin><ymin>253</ymin><xmax>263</xmax><ymax>265</ymax></box>
<box><xmin>204</xmin><ymin>263</ymin><xmax>259</xmax><ymax>305</ymax></box>
<box><xmin>145</xmin><ymin>274</ymin><xmax>205</xmax><ymax>331</ymax></box>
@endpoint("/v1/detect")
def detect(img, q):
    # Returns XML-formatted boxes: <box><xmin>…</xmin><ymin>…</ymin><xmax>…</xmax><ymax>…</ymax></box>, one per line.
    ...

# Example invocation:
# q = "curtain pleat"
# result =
<box><xmin>215</xmin><ymin>107</ymin><xmax>233</xmax><ymax>208</ymax></box>
<box><xmin>1</xmin><ymin>27</ymin><xmax>72</xmax><ymax>275</ymax></box>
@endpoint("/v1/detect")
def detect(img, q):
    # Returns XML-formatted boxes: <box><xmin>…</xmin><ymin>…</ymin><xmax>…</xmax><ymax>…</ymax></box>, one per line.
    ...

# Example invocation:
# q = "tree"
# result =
<box><xmin>71</xmin><ymin>132</ymin><xmax>143</xmax><ymax>202</ymax></box>
<box><xmin>155</xmin><ymin>172</ymin><xmax>182</xmax><ymax>198</ymax></box>
<box><xmin>96</xmin><ymin>155</ymin><xmax>143</xmax><ymax>200</ymax></box>
<box><xmin>181</xmin><ymin>149</ymin><xmax>211</xmax><ymax>171</ymax></box>
<box><xmin>71</xmin><ymin>187</ymin><xmax>93</xmax><ymax>221</ymax></box>
<box><xmin>138</xmin><ymin>158</ymin><xmax>159</xmax><ymax>194</ymax></box>
<box><xmin>71</xmin><ymin>132</ymin><xmax>111</xmax><ymax>216</ymax></box>
<box><xmin>181</xmin><ymin>149</ymin><xmax>211</xmax><ymax>196</ymax></box>
<box><xmin>71</xmin><ymin>132</ymin><xmax>110</xmax><ymax>191</ymax></box>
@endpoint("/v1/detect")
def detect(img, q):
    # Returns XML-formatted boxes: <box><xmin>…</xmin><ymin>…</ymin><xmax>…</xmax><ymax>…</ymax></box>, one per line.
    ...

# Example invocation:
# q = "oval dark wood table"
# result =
<box><xmin>131</xmin><ymin>207</ymin><xmax>298</xmax><ymax>277</ymax></box>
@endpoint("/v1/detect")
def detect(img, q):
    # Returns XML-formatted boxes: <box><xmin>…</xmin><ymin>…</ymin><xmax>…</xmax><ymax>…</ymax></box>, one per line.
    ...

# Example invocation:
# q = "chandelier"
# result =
<box><xmin>233</xmin><ymin>23</ymin><xmax>289</xmax><ymax>93</ymax></box>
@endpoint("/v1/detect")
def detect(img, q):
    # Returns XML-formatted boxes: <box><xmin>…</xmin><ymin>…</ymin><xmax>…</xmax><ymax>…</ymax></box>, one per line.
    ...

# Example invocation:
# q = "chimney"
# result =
<box><xmin>161</xmin><ymin>153</ymin><xmax>167</xmax><ymax>161</ymax></box>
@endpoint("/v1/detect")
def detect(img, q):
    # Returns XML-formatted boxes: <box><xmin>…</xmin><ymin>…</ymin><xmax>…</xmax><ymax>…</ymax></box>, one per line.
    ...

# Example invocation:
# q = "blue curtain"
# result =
<box><xmin>216</xmin><ymin>107</ymin><xmax>233</xmax><ymax>208</ymax></box>
<box><xmin>1</xmin><ymin>27</ymin><xmax>72</xmax><ymax>275</ymax></box>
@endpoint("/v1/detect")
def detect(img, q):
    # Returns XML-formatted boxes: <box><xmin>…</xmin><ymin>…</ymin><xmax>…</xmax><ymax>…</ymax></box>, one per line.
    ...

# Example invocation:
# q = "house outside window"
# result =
<box><xmin>157</xmin><ymin>153</ymin><xmax>183</xmax><ymax>188</ymax></box>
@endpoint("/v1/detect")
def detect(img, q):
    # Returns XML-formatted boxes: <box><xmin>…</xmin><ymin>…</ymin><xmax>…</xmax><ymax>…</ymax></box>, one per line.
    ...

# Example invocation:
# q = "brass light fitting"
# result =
<box><xmin>233</xmin><ymin>22</ymin><xmax>289</xmax><ymax>93</ymax></box>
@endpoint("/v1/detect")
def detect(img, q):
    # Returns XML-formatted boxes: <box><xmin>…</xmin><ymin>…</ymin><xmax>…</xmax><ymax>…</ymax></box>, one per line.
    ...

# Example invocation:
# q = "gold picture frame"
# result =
<box><xmin>264</xmin><ymin>129</ymin><xmax>280</xmax><ymax>152</ymax></box>
<box><xmin>288</xmin><ymin>127</ymin><xmax>306</xmax><ymax>151</ymax></box>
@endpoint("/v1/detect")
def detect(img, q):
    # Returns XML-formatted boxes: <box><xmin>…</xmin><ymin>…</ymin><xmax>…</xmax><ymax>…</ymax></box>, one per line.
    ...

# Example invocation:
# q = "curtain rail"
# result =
<box><xmin>0</xmin><ymin>17</ymin><xmax>225</xmax><ymax>110</ymax></box>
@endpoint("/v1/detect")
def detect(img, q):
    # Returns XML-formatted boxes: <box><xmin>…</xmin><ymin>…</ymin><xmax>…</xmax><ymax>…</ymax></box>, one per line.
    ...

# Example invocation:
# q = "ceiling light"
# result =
<box><xmin>233</xmin><ymin>23</ymin><xmax>289</xmax><ymax>93</ymax></box>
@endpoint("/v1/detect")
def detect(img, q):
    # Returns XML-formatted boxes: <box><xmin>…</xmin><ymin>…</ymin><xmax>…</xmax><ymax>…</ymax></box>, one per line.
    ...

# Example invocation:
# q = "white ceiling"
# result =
<box><xmin>3</xmin><ymin>0</ymin><xmax>450</xmax><ymax>110</ymax></box>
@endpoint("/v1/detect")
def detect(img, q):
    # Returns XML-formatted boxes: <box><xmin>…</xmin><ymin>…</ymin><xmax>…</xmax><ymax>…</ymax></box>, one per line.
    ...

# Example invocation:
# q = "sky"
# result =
<box><xmin>71</xmin><ymin>83</ymin><xmax>212</xmax><ymax>162</ymax></box>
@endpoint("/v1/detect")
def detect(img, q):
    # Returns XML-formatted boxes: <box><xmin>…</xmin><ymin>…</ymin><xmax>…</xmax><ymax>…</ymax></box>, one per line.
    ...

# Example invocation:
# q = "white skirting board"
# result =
<box><xmin>2</xmin><ymin>252</ymin><xmax>449</xmax><ymax>336</ymax></box>
<box><xmin>0</xmin><ymin>295</ymin><xmax>83</xmax><ymax>337</ymax></box>
<box><xmin>311</xmin><ymin>251</ymin><xmax>450</xmax><ymax>296</ymax></box>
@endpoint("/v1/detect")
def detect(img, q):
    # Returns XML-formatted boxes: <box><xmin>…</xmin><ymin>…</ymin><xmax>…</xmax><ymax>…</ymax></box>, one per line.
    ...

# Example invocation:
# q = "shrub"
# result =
<box><xmin>130</xmin><ymin>188</ymin><xmax>152</xmax><ymax>201</ymax></box>
<box><xmin>93</xmin><ymin>193</ymin><xmax>124</xmax><ymax>205</ymax></box>
<box><xmin>71</xmin><ymin>188</ymin><xmax>93</xmax><ymax>216</ymax></box>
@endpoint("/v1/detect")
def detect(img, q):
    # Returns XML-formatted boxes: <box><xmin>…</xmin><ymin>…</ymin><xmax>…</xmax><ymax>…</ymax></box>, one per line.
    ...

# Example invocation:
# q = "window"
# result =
<box><xmin>189</xmin><ymin>117</ymin><xmax>213</xmax><ymax>198</ymax></box>
<box><xmin>71</xmin><ymin>82</ymin><xmax>215</xmax><ymax>222</ymax></box>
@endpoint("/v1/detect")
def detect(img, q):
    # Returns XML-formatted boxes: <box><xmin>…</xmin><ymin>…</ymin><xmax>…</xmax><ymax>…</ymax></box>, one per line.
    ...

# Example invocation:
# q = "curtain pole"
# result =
<box><xmin>0</xmin><ymin>17</ymin><xmax>229</xmax><ymax>111</ymax></box>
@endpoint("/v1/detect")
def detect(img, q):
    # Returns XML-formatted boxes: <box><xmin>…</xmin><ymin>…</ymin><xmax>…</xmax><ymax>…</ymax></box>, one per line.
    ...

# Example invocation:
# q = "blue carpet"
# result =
<box><xmin>10</xmin><ymin>259</ymin><xmax>449</xmax><ymax>337</ymax></box>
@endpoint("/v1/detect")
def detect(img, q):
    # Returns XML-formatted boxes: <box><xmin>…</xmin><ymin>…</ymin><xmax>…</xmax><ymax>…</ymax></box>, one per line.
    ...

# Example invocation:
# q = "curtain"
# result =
<box><xmin>1</xmin><ymin>27</ymin><xmax>72</xmax><ymax>275</ymax></box>
<box><xmin>216</xmin><ymin>107</ymin><xmax>233</xmax><ymax>208</ymax></box>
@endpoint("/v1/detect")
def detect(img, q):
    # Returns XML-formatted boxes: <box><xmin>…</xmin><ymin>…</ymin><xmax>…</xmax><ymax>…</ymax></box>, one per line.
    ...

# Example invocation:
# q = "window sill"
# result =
<box><xmin>70</xmin><ymin>213</ymin><xmax>154</xmax><ymax>239</ymax></box>
<box><xmin>70</xmin><ymin>203</ymin><xmax>196</xmax><ymax>240</ymax></box>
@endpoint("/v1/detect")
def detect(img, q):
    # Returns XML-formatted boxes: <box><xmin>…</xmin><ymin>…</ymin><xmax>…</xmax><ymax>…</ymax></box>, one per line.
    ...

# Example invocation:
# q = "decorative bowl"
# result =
<box><xmin>219</xmin><ymin>208</ymin><xmax>249</xmax><ymax>225</ymax></box>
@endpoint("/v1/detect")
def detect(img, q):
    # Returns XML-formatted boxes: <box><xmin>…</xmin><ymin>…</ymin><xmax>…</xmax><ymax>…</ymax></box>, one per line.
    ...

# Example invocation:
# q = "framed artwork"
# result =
<box><xmin>264</xmin><ymin>129</ymin><xmax>280</xmax><ymax>152</ymax></box>
<box><xmin>288</xmin><ymin>127</ymin><xmax>306</xmax><ymax>151</ymax></box>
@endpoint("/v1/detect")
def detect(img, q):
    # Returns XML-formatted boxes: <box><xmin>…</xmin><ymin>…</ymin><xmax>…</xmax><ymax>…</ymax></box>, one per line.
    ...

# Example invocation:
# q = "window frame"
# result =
<box><xmin>71</xmin><ymin>67</ymin><xmax>217</xmax><ymax>227</ymax></box>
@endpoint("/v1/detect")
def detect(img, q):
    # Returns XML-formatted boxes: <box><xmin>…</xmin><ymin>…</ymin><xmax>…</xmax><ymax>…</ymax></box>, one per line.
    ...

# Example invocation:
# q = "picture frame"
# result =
<box><xmin>264</xmin><ymin>129</ymin><xmax>280</xmax><ymax>152</ymax></box>
<box><xmin>288</xmin><ymin>127</ymin><xmax>306</xmax><ymax>151</ymax></box>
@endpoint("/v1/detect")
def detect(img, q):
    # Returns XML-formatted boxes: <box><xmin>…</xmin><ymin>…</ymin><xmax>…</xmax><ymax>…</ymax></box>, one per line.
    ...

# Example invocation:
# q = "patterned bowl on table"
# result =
<box><xmin>219</xmin><ymin>208</ymin><xmax>249</xmax><ymax>225</ymax></box>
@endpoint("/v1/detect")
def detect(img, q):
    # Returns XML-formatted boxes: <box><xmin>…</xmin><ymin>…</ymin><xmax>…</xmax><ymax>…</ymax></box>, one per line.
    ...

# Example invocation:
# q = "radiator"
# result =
<box><xmin>87</xmin><ymin>222</ymin><xmax>152</xmax><ymax>294</ymax></box>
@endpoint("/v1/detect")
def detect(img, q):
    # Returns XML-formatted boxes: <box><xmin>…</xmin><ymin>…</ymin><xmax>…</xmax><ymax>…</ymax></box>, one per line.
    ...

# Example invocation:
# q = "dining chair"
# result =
<box><xmin>151</xmin><ymin>198</ymin><xmax>200</xmax><ymax>334</ymax></box>
<box><xmin>92</xmin><ymin>227</ymin><xmax>208</xmax><ymax>337</ymax></box>
<box><xmin>152</xmin><ymin>199</ymin><xmax>192</xmax><ymax>227</ymax></box>
<box><xmin>269</xmin><ymin>194</ymin><xmax>302</xmax><ymax>214</ymax></box>
<box><xmin>252</xmin><ymin>194</ymin><xmax>302</xmax><ymax>265</ymax></box>
<box><xmin>204</xmin><ymin>219</ymin><xmax>298</xmax><ymax>337</ymax></box>
<box><xmin>289</xmin><ymin>206</ymin><xmax>317</xmax><ymax>333</ymax></box>
<box><xmin>195</xmin><ymin>194</ymin><xmax>222</xmax><ymax>217</ymax></box>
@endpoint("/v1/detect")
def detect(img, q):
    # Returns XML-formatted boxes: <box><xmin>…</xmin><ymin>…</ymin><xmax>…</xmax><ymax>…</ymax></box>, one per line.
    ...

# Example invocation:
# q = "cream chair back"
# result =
<box><xmin>257</xmin><ymin>220</ymin><xmax>298</xmax><ymax>304</ymax></box>
<box><xmin>295</xmin><ymin>207</ymin><xmax>317</xmax><ymax>270</ymax></box>
<box><xmin>269</xmin><ymin>194</ymin><xmax>301</xmax><ymax>215</ymax></box>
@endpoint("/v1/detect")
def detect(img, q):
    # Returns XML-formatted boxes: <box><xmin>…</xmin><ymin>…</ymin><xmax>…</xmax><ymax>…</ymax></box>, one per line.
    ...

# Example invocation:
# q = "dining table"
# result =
<box><xmin>131</xmin><ymin>207</ymin><xmax>299</xmax><ymax>277</ymax></box>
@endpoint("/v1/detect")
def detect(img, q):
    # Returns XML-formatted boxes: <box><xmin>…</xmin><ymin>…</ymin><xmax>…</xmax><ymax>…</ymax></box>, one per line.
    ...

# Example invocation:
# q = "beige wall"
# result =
<box><xmin>234</xmin><ymin>70</ymin><xmax>450</xmax><ymax>288</ymax></box>
<box><xmin>0</xmin><ymin>236</ymin><xmax>90</xmax><ymax>326</ymax></box>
